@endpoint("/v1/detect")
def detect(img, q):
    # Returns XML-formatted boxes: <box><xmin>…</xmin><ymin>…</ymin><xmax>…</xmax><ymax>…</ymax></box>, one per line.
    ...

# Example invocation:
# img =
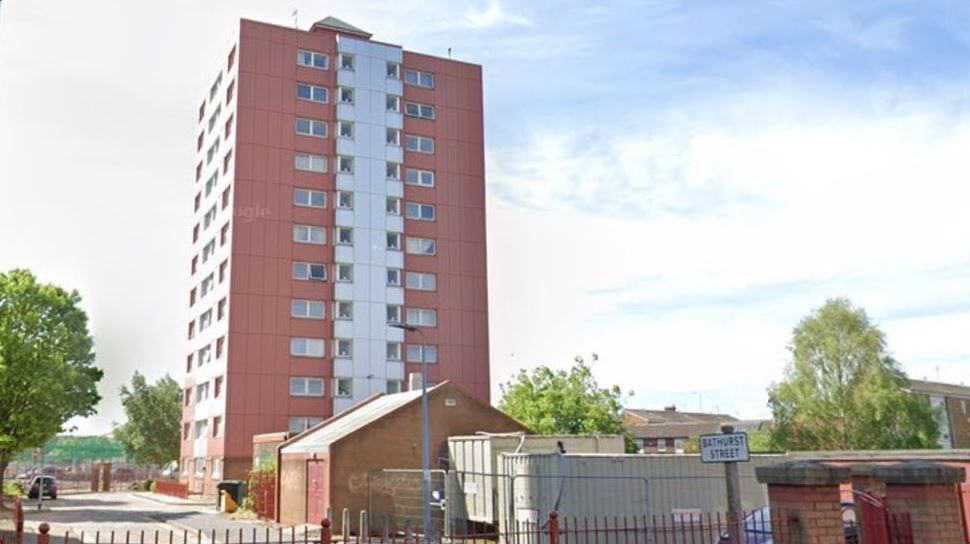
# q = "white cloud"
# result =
<box><xmin>466</xmin><ymin>0</ymin><xmax>531</xmax><ymax>29</ymax></box>
<box><xmin>486</xmin><ymin>84</ymin><xmax>970</xmax><ymax>414</ymax></box>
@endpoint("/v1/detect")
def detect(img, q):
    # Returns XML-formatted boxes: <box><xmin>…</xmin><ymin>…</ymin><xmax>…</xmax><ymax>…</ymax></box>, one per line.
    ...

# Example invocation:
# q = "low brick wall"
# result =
<box><xmin>154</xmin><ymin>479</ymin><xmax>188</xmax><ymax>499</ymax></box>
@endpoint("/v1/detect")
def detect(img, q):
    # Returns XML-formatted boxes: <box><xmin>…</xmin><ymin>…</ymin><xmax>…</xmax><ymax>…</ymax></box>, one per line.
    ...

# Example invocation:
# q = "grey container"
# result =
<box><xmin>495</xmin><ymin>452</ymin><xmax>785</xmax><ymax>533</ymax></box>
<box><xmin>447</xmin><ymin>434</ymin><xmax>625</xmax><ymax>524</ymax></box>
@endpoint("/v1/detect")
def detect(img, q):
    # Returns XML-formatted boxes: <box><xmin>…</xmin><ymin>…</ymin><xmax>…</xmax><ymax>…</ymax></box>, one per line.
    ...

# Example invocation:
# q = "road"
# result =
<box><xmin>10</xmin><ymin>493</ymin><xmax>316</xmax><ymax>544</ymax></box>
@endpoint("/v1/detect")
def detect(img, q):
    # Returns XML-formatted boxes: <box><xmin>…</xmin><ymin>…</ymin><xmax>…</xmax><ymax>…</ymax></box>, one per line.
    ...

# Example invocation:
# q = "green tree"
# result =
<box><xmin>768</xmin><ymin>298</ymin><xmax>940</xmax><ymax>451</ymax></box>
<box><xmin>499</xmin><ymin>355</ymin><xmax>636</xmax><ymax>451</ymax></box>
<box><xmin>114</xmin><ymin>372</ymin><xmax>181</xmax><ymax>466</ymax></box>
<box><xmin>0</xmin><ymin>269</ymin><xmax>103</xmax><ymax>496</ymax></box>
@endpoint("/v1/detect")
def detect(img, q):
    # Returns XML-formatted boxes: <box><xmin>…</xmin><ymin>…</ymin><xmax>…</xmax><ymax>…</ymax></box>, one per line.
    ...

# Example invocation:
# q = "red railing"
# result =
<box><xmin>153</xmin><ymin>479</ymin><xmax>188</xmax><ymax>499</ymax></box>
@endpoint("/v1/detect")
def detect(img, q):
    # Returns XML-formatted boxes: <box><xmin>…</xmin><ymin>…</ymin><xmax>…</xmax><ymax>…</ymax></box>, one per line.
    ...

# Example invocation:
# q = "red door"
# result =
<box><xmin>307</xmin><ymin>460</ymin><xmax>328</xmax><ymax>524</ymax></box>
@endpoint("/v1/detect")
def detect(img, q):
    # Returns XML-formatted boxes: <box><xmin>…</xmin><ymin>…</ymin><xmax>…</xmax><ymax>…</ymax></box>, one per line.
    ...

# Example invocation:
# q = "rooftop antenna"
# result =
<box><xmin>292</xmin><ymin>8</ymin><xmax>298</xmax><ymax>29</ymax></box>
<box><xmin>448</xmin><ymin>47</ymin><xmax>452</xmax><ymax>59</ymax></box>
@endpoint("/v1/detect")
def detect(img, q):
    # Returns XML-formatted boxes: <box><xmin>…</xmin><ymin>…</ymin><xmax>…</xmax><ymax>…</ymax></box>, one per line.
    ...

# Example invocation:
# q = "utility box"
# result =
<box><xmin>447</xmin><ymin>434</ymin><xmax>625</xmax><ymax>524</ymax></box>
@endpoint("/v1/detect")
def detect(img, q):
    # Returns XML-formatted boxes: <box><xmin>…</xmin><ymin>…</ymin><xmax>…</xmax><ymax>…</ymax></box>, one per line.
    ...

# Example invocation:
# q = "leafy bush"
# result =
<box><xmin>4</xmin><ymin>480</ymin><xmax>25</xmax><ymax>497</ymax></box>
<box><xmin>127</xmin><ymin>479</ymin><xmax>156</xmax><ymax>491</ymax></box>
<box><xmin>242</xmin><ymin>460</ymin><xmax>276</xmax><ymax>513</ymax></box>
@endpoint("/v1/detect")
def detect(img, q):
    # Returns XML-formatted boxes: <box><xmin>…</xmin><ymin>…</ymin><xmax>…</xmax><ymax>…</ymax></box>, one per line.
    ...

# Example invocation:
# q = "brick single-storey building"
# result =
<box><xmin>276</xmin><ymin>382</ymin><xmax>527</xmax><ymax>526</ymax></box>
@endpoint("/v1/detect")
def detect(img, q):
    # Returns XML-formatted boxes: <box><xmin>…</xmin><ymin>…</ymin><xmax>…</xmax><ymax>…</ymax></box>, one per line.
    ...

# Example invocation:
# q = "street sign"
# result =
<box><xmin>699</xmin><ymin>431</ymin><xmax>750</xmax><ymax>464</ymax></box>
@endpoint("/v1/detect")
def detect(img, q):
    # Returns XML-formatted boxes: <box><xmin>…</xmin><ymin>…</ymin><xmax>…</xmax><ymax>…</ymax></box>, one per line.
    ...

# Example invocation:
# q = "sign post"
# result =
<box><xmin>700</xmin><ymin>425</ymin><xmax>749</xmax><ymax>543</ymax></box>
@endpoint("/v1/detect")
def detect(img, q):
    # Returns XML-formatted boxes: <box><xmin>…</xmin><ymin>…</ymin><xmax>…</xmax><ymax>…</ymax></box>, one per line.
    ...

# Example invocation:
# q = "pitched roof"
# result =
<box><xmin>280</xmin><ymin>386</ymin><xmax>431</xmax><ymax>454</ymax></box>
<box><xmin>623</xmin><ymin>408</ymin><xmax>739</xmax><ymax>425</ymax></box>
<box><xmin>311</xmin><ymin>16</ymin><xmax>372</xmax><ymax>38</ymax></box>
<box><xmin>625</xmin><ymin>419</ymin><xmax>769</xmax><ymax>439</ymax></box>
<box><xmin>907</xmin><ymin>379</ymin><xmax>970</xmax><ymax>399</ymax></box>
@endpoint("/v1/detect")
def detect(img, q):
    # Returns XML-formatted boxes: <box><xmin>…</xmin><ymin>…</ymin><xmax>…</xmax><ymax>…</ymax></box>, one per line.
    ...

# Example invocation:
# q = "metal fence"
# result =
<box><xmin>444</xmin><ymin>469</ymin><xmax>767</xmax><ymax>535</ymax></box>
<box><xmin>366</xmin><ymin>469</ymin><xmax>449</xmax><ymax>537</ymax></box>
<box><xmin>8</xmin><ymin>510</ymin><xmax>798</xmax><ymax>544</ymax></box>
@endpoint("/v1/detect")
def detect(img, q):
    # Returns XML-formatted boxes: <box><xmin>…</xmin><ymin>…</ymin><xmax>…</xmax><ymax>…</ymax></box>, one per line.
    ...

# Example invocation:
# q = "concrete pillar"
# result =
<box><xmin>756</xmin><ymin>461</ymin><xmax>850</xmax><ymax>544</ymax></box>
<box><xmin>875</xmin><ymin>461</ymin><xmax>967</xmax><ymax>544</ymax></box>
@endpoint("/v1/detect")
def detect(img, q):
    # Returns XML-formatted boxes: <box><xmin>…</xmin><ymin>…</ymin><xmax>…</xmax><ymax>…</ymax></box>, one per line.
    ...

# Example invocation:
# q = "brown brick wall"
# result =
<box><xmin>327</xmin><ymin>385</ymin><xmax>526</xmax><ymax>527</ymax></box>
<box><xmin>766</xmin><ymin>484</ymin><xmax>846</xmax><ymax>544</ymax></box>
<box><xmin>276</xmin><ymin>384</ymin><xmax>526</xmax><ymax>526</ymax></box>
<box><xmin>279</xmin><ymin>454</ymin><xmax>312</xmax><ymax>525</ymax></box>
<box><xmin>883</xmin><ymin>483</ymin><xmax>967</xmax><ymax>544</ymax></box>
<box><xmin>946</xmin><ymin>397</ymin><xmax>970</xmax><ymax>448</ymax></box>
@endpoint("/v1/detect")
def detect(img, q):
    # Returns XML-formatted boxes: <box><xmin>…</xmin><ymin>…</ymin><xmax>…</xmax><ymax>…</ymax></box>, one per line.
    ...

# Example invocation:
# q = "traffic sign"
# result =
<box><xmin>699</xmin><ymin>431</ymin><xmax>750</xmax><ymax>464</ymax></box>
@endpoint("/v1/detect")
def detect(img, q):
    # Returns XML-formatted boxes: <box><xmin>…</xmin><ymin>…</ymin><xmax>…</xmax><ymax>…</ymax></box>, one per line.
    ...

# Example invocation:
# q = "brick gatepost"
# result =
<box><xmin>875</xmin><ymin>461</ymin><xmax>967</xmax><ymax>544</ymax></box>
<box><xmin>756</xmin><ymin>461</ymin><xmax>850</xmax><ymax>544</ymax></box>
<box><xmin>850</xmin><ymin>463</ymin><xmax>886</xmax><ymax>497</ymax></box>
<box><xmin>849</xmin><ymin>464</ymin><xmax>888</xmax><ymax>544</ymax></box>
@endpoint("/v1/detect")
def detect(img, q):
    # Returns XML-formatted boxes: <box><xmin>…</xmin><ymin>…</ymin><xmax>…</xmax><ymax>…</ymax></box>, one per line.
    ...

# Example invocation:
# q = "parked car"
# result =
<box><xmin>27</xmin><ymin>475</ymin><xmax>57</xmax><ymax>499</ymax></box>
<box><xmin>717</xmin><ymin>503</ymin><xmax>857</xmax><ymax>543</ymax></box>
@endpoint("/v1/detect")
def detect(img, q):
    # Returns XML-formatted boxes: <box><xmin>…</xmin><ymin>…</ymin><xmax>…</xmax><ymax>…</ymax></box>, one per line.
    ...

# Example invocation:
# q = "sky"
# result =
<box><xmin>1</xmin><ymin>0</ymin><xmax>969</xmax><ymax>434</ymax></box>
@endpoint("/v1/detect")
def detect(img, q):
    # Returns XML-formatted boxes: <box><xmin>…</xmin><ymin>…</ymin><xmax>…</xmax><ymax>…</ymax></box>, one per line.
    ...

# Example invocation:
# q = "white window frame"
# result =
<box><xmin>296</xmin><ymin>83</ymin><xmax>329</xmax><ymax>103</ymax></box>
<box><xmin>406</xmin><ymin>308</ymin><xmax>437</xmax><ymax>327</ymax></box>
<box><xmin>290</xmin><ymin>377</ymin><xmax>325</xmax><ymax>397</ymax></box>
<box><xmin>290</xmin><ymin>338</ymin><xmax>325</xmax><ymax>358</ymax></box>
<box><xmin>386</xmin><ymin>304</ymin><xmax>402</xmax><ymax>324</ymax></box>
<box><xmin>293</xmin><ymin>225</ymin><xmax>326</xmax><ymax>245</ymax></box>
<box><xmin>386</xmin><ymin>162</ymin><xmax>401</xmax><ymax>180</ymax></box>
<box><xmin>289</xmin><ymin>416</ymin><xmax>324</xmax><ymax>434</ymax></box>
<box><xmin>335</xmin><ymin>339</ymin><xmax>353</xmax><ymax>358</ymax></box>
<box><xmin>387</xmin><ymin>268</ymin><xmax>402</xmax><ymax>286</ymax></box>
<box><xmin>338</xmin><ymin>121</ymin><xmax>354</xmax><ymax>139</ymax></box>
<box><xmin>387</xmin><ymin>62</ymin><xmax>401</xmax><ymax>79</ymax></box>
<box><xmin>336</xmin><ymin>191</ymin><xmax>354</xmax><ymax>209</ymax></box>
<box><xmin>339</xmin><ymin>53</ymin><xmax>355</xmax><ymax>71</ymax></box>
<box><xmin>386</xmin><ymin>128</ymin><xmax>401</xmax><ymax>146</ymax></box>
<box><xmin>203</xmin><ymin>205</ymin><xmax>218</xmax><ymax>229</ymax></box>
<box><xmin>386</xmin><ymin>197</ymin><xmax>402</xmax><ymax>216</ymax></box>
<box><xmin>335</xmin><ymin>378</ymin><xmax>353</xmax><ymax>397</ymax></box>
<box><xmin>205</xmin><ymin>172</ymin><xmax>219</xmax><ymax>197</ymax></box>
<box><xmin>406</xmin><ymin>272</ymin><xmax>437</xmax><ymax>291</ymax></box>
<box><xmin>335</xmin><ymin>263</ymin><xmax>353</xmax><ymax>282</ymax></box>
<box><xmin>291</xmin><ymin>299</ymin><xmax>325</xmax><ymax>319</ymax></box>
<box><xmin>292</xmin><ymin>261</ymin><xmax>327</xmax><ymax>281</ymax></box>
<box><xmin>338</xmin><ymin>86</ymin><xmax>354</xmax><ymax>104</ymax></box>
<box><xmin>404</xmin><ymin>69</ymin><xmax>434</xmax><ymax>88</ymax></box>
<box><xmin>386</xmin><ymin>342</ymin><xmax>402</xmax><ymax>361</ymax></box>
<box><xmin>296</xmin><ymin>118</ymin><xmax>328</xmax><ymax>138</ymax></box>
<box><xmin>386</xmin><ymin>95</ymin><xmax>401</xmax><ymax>112</ymax></box>
<box><xmin>294</xmin><ymin>188</ymin><xmax>326</xmax><ymax>208</ymax></box>
<box><xmin>202</xmin><ymin>239</ymin><xmax>216</xmax><ymax>262</ymax></box>
<box><xmin>295</xmin><ymin>153</ymin><xmax>327</xmax><ymax>173</ymax></box>
<box><xmin>336</xmin><ymin>227</ymin><xmax>354</xmax><ymax>246</ymax></box>
<box><xmin>405</xmin><ymin>168</ymin><xmax>435</xmax><ymax>187</ymax></box>
<box><xmin>297</xmin><ymin>50</ymin><xmax>329</xmax><ymax>70</ymax></box>
<box><xmin>404</xmin><ymin>102</ymin><xmax>435</xmax><ymax>120</ymax></box>
<box><xmin>386</xmin><ymin>232</ymin><xmax>402</xmax><ymax>251</ymax></box>
<box><xmin>335</xmin><ymin>301</ymin><xmax>353</xmax><ymax>320</ymax></box>
<box><xmin>407</xmin><ymin>344</ymin><xmax>438</xmax><ymax>363</ymax></box>
<box><xmin>337</xmin><ymin>156</ymin><xmax>354</xmax><ymax>174</ymax></box>
<box><xmin>405</xmin><ymin>135</ymin><xmax>435</xmax><ymax>154</ymax></box>
<box><xmin>406</xmin><ymin>237</ymin><xmax>437</xmax><ymax>255</ymax></box>
<box><xmin>405</xmin><ymin>202</ymin><xmax>436</xmax><ymax>221</ymax></box>
<box><xmin>386</xmin><ymin>380</ymin><xmax>403</xmax><ymax>394</ymax></box>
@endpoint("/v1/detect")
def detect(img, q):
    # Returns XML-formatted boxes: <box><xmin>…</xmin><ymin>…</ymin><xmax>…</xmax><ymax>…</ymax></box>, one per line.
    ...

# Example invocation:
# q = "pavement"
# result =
<box><xmin>10</xmin><ymin>492</ymin><xmax>301</xmax><ymax>544</ymax></box>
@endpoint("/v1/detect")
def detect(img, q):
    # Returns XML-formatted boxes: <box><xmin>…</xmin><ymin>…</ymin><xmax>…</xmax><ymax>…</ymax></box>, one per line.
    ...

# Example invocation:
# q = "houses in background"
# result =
<box><xmin>907</xmin><ymin>379</ymin><xmax>970</xmax><ymax>449</ymax></box>
<box><xmin>621</xmin><ymin>406</ymin><xmax>768</xmax><ymax>454</ymax></box>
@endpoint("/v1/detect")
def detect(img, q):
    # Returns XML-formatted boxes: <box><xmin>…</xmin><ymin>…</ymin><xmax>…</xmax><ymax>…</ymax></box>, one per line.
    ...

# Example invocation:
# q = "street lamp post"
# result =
<box><xmin>390</xmin><ymin>322</ymin><xmax>431</xmax><ymax>543</ymax></box>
